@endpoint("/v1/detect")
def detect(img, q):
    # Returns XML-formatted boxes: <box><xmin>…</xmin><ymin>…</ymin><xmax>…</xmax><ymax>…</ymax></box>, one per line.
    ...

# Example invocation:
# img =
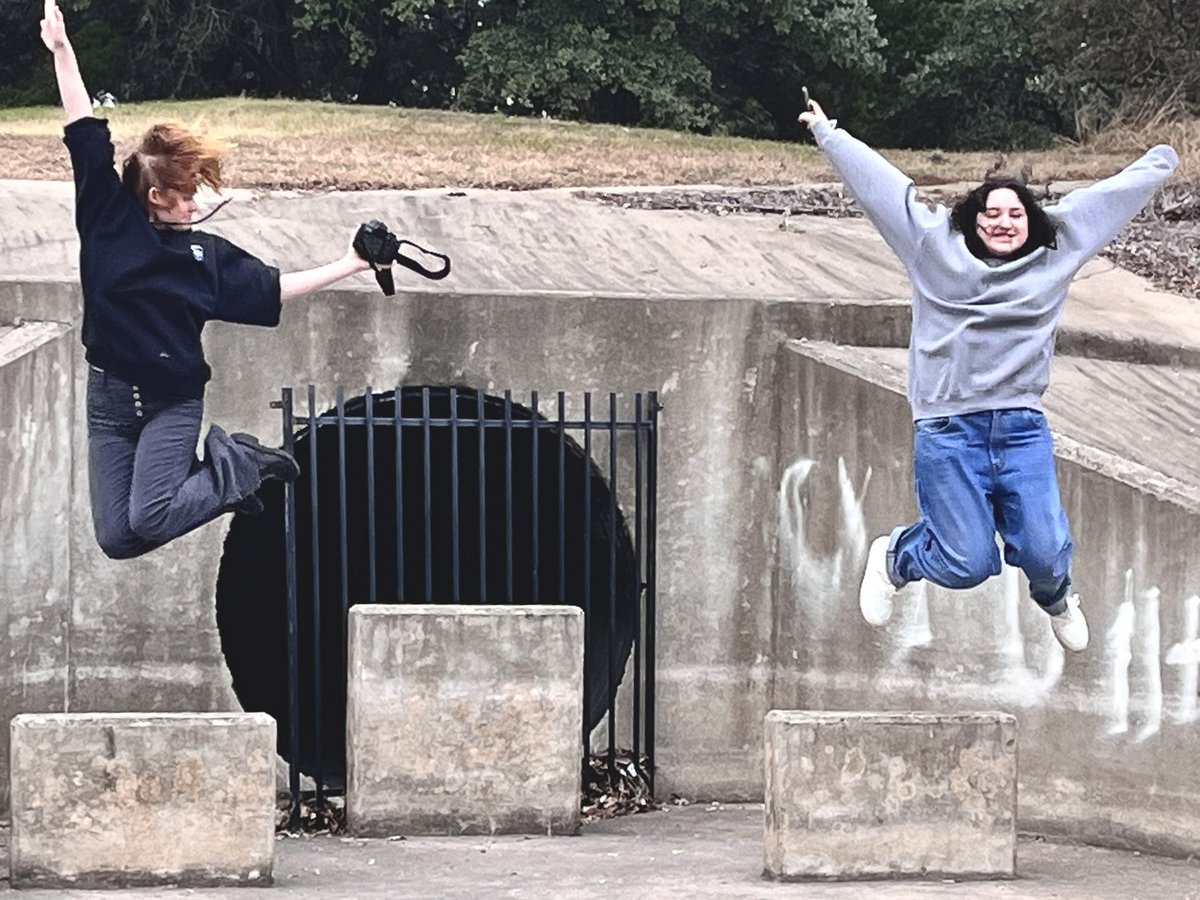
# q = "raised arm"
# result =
<box><xmin>41</xmin><ymin>0</ymin><xmax>91</xmax><ymax>124</ymax></box>
<box><xmin>1047</xmin><ymin>145</ymin><xmax>1179</xmax><ymax>258</ymax></box>
<box><xmin>799</xmin><ymin>98</ymin><xmax>946</xmax><ymax>263</ymax></box>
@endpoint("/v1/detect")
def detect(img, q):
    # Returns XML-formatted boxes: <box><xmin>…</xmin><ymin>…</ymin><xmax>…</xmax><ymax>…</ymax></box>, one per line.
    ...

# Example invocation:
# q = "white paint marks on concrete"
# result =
<box><xmin>779</xmin><ymin>459</ymin><xmax>827</xmax><ymax>605</ymax></box>
<box><xmin>778</xmin><ymin>456</ymin><xmax>871</xmax><ymax>619</ymax></box>
<box><xmin>1135</xmin><ymin>586</ymin><xmax>1163</xmax><ymax>743</ymax></box>
<box><xmin>1166</xmin><ymin>594</ymin><xmax>1200</xmax><ymax>725</ymax></box>
<box><xmin>893</xmin><ymin>581</ymin><xmax>932</xmax><ymax>649</ymax></box>
<box><xmin>835</xmin><ymin>457</ymin><xmax>871</xmax><ymax>580</ymax></box>
<box><xmin>1002</xmin><ymin>563</ymin><xmax>1025</xmax><ymax>666</ymax></box>
<box><xmin>661</xmin><ymin>371</ymin><xmax>681</xmax><ymax>395</ymax></box>
<box><xmin>990</xmin><ymin>563</ymin><xmax>1063</xmax><ymax>708</ymax></box>
<box><xmin>1106</xmin><ymin>570</ymin><xmax>1136</xmax><ymax>736</ymax></box>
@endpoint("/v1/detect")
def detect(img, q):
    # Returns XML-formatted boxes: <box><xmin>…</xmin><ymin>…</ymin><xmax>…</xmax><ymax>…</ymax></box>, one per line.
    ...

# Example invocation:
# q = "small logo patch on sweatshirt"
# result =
<box><xmin>191</xmin><ymin>243</ymin><xmax>205</xmax><ymax>262</ymax></box>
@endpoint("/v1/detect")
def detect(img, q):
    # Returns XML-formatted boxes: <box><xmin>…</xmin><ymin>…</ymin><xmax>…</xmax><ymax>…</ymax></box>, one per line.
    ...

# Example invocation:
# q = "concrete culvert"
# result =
<box><xmin>216</xmin><ymin>386</ymin><xmax>640</xmax><ymax>784</ymax></box>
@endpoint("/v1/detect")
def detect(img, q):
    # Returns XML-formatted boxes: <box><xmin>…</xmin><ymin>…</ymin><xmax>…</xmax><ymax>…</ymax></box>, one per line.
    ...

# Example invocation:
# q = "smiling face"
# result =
<box><xmin>975</xmin><ymin>187</ymin><xmax>1030</xmax><ymax>257</ymax></box>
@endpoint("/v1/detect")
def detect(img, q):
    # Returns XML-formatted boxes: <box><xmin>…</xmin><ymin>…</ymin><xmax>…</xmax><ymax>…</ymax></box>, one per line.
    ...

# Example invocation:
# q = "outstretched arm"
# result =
<box><xmin>799</xmin><ymin>98</ymin><xmax>946</xmax><ymax>263</ymax></box>
<box><xmin>1048</xmin><ymin>145</ymin><xmax>1179</xmax><ymax>259</ymax></box>
<box><xmin>41</xmin><ymin>0</ymin><xmax>91</xmax><ymax>124</ymax></box>
<box><xmin>279</xmin><ymin>245</ymin><xmax>373</xmax><ymax>300</ymax></box>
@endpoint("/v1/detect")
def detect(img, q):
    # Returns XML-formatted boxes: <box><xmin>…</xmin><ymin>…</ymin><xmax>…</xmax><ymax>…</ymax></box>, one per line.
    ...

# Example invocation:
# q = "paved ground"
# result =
<box><xmin>1</xmin><ymin>805</ymin><xmax>1197</xmax><ymax>898</ymax></box>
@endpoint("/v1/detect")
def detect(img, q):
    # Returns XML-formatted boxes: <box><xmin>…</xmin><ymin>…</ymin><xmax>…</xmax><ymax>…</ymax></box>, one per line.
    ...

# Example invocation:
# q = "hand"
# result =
<box><xmin>798</xmin><ymin>98</ymin><xmax>828</xmax><ymax>129</ymax></box>
<box><xmin>346</xmin><ymin>242</ymin><xmax>373</xmax><ymax>273</ymax></box>
<box><xmin>40</xmin><ymin>0</ymin><xmax>68</xmax><ymax>52</ymax></box>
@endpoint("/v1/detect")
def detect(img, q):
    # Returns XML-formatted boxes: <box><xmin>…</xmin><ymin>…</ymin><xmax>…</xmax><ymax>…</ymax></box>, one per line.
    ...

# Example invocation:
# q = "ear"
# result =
<box><xmin>147</xmin><ymin>185</ymin><xmax>165</xmax><ymax>208</ymax></box>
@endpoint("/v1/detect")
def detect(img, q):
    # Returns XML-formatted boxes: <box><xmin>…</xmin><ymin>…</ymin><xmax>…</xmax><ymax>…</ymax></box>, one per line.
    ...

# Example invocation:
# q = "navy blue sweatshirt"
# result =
<box><xmin>64</xmin><ymin>116</ymin><xmax>282</xmax><ymax>401</ymax></box>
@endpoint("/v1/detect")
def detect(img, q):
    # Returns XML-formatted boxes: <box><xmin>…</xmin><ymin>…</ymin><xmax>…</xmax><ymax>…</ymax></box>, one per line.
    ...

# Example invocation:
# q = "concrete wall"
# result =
<box><xmin>0</xmin><ymin>322</ymin><xmax>74</xmax><ymax>811</ymax></box>
<box><xmin>1</xmin><ymin>186</ymin><xmax>1197</xmax><ymax>855</ymax></box>
<box><xmin>771</xmin><ymin>340</ymin><xmax>1200</xmax><ymax>856</ymax></box>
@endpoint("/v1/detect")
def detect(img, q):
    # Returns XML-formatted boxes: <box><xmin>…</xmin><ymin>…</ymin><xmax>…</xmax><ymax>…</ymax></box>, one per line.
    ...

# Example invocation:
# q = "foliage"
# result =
<box><xmin>456</xmin><ymin>14</ymin><xmax>717</xmax><ymax>131</ymax></box>
<box><xmin>1034</xmin><ymin>0</ymin><xmax>1200</xmax><ymax>138</ymax></box>
<box><xmin>852</xmin><ymin>0</ymin><xmax>1061</xmax><ymax>149</ymax></box>
<box><xmin>291</xmin><ymin>0</ymin><xmax>467</xmax><ymax>106</ymax></box>
<box><xmin>455</xmin><ymin>0</ymin><xmax>885</xmax><ymax>135</ymax></box>
<box><xmin>0</xmin><ymin>0</ymin><xmax>1190</xmax><ymax>149</ymax></box>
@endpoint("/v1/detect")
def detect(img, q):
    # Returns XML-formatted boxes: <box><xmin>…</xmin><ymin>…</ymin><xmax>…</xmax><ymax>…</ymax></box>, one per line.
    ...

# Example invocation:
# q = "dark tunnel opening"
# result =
<box><xmin>216</xmin><ymin>387</ymin><xmax>641</xmax><ymax>785</ymax></box>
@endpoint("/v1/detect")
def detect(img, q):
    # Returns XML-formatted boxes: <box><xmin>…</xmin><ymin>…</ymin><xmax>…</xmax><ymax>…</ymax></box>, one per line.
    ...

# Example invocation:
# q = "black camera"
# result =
<box><xmin>353</xmin><ymin>219</ymin><xmax>451</xmax><ymax>295</ymax></box>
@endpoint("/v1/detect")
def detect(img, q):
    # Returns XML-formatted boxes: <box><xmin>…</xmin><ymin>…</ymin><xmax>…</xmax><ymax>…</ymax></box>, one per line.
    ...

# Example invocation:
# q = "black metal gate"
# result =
<box><xmin>273</xmin><ymin>385</ymin><xmax>660</xmax><ymax>817</ymax></box>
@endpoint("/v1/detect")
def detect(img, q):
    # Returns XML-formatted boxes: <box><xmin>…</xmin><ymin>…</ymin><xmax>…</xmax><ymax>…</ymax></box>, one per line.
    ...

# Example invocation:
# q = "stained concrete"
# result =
<box><xmin>346</xmin><ymin>606</ymin><xmax>583</xmax><ymax>836</ymax></box>
<box><xmin>9</xmin><ymin>713</ymin><xmax>275</xmax><ymax>888</ymax></box>
<box><xmin>1</xmin><ymin>175</ymin><xmax>1199</xmax><ymax>857</ymax></box>
<box><xmin>763</xmin><ymin>711</ymin><xmax>1017</xmax><ymax>880</ymax></box>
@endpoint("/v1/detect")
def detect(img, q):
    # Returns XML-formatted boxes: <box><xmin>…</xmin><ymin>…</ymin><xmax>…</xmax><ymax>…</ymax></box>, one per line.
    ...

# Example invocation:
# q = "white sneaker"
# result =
<box><xmin>859</xmin><ymin>535</ymin><xmax>900</xmax><ymax>626</ymax></box>
<box><xmin>1050</xmin><ymin>594</ymin><xmax>1089</xmax><ymax>652</ymax></box>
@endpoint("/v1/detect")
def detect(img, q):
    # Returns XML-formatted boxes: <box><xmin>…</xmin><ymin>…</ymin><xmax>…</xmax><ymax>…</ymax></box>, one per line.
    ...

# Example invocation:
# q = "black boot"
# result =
<box><xmin>231</xmin><ymin>432</ymin><xmax>300</xmax><ymax>483</ymax></box>
<box><xmin>222</xmin><ymin>492</ymin><xmax>265</xmax><ymax>517</ymax></box>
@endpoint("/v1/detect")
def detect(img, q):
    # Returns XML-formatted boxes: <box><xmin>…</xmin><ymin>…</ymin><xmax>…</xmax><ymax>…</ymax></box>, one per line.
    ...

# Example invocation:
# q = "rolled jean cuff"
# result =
<box><xmin>886</xmin><ymin>525</ymin><xmax>908</xmax><ymax>589</ymax></box>
<box><xmin>1035</xmin><ymin>576</ymin><xmax>1071</xmax><ymax>617</ymax></box>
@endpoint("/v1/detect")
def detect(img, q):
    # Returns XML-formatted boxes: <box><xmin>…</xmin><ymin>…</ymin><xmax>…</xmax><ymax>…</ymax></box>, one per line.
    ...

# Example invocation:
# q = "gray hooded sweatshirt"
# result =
<box><xmin>811</xmin><ymin>119</ymin><xmax>1179</xmax><ymax>421</ymax></box>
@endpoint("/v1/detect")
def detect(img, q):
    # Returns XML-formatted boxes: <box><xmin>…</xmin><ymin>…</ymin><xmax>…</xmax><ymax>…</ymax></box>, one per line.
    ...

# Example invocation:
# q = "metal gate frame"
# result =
<box><xmin>276</xmin><ymin>385</ymin><xmax>660</xmax><ymax>820</ymax></box>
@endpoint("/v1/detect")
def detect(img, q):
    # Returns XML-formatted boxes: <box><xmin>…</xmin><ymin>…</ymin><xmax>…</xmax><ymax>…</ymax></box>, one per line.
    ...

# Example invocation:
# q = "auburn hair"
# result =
<box><xmin>121</xmin><ymin>122</ymin><xmax>226</xmax><ymax>212</ymax></box>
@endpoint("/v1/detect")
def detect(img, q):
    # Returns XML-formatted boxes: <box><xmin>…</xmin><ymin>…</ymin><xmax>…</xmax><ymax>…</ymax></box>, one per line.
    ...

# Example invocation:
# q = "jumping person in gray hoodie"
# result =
<box><xmin>799</xmin><ymin>97</ymin><xmax>1179</xmax><ymax>653</ymax></box>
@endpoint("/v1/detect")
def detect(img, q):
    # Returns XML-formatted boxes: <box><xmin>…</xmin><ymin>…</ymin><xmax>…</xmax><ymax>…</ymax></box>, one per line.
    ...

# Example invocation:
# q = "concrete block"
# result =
<box><xmin>347</xmin><ymin>605</ymin><xmax>584</xmax><ymax>836</ymax></box>
<box><xmin>10</xmin><ymin>713</ymin><xmax>276</xmax><ymax>888</ymax></box>
<box><xmin>763</xmin><ymin>710</ymin><xmax>1017</xmax><ymax>881</ymax></box>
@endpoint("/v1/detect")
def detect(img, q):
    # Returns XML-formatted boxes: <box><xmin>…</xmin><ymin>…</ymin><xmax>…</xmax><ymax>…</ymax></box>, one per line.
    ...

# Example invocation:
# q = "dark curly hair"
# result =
<box><xmin>950</xmin><ymin>179</ymin><xmax>1057</xmax><ymax>261</ymax></box>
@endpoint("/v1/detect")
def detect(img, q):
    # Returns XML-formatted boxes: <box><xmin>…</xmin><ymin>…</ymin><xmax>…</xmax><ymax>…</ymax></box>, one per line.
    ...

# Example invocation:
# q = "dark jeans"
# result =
<box><xmin>87</xmin><ymin>367</ymin><xmax>261</xmax><ymax>560</ymax></box>
<box><xmin>889</xmin><ymin>408</ymin><xmax>1073</xmax><ymax>616</ymax></box>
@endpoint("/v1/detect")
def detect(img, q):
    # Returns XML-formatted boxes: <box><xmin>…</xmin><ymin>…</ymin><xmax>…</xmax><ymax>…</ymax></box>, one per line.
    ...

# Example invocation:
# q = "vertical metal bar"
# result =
<box><xmin>336</xmin><ymin>386</ymin><xmax>349</xmax><ymax>788</ymax></box>
<box><xmin>393</xmin><ymin>386</ymin><xmax>404</xmax><ymax>603</ymax></box>
<box><xmin>477</xmin><ymin>388</ymin><xmax>487</xmax><ymax>604</ymax></box>
<box><xmin>607</xmin><ymin>392</ymin><xmax>618</xmax><ymax>771</ymax></box>
<box><xmin>450</xmin><ymin>388</ymin><xmax>461</xmax><ymax>604</ymax></box>
<box><xmin>422</xmin><ymin>388</ymin><xmax>433</xmax><ymax>604</ymax></box>
<box><xmin>530</xmin><ymin>390</ymin><xmax>540</xmax><ymax>605</ymax></box>
<box><xmin>366</xmin><ymin>387</ymin><xmax>377</xmax><ymax>605</ymax></box>
<box><xmin>557</xmin><ymin>392</ymin><xmax>565</xmax><ymax>605</ymax></box>
<box><xmin>646</xmin><ymin>391</ymin><xmax>660</xmax><ymax>795</ymax></box>
<box><xmin>504</xmin><ymin>390</ymin><xmax>513</xmax><ymax>605</ymax></box>
<box><xmin>633</xmin><ymin>394</ymin><xmax>644</xmax><ymax>764</ymax></box>
<box><xmin>307</xmin><ymin>386</ymin><xmax>324</xmax><ymax>805</ymax></box>
<box><xmin>337</xmin><ymin>388</ymin><xmax>349</xmax><ymax>621</ymax></box>
<box><xmin>582</xmin><ymin>392</ymin><xmax>593</xmax><ymax>756</ymax></box>
<box><xmin>280</xmin><ymin>388</ymin><xmax>301</xmax><ymax>826</ymax></box>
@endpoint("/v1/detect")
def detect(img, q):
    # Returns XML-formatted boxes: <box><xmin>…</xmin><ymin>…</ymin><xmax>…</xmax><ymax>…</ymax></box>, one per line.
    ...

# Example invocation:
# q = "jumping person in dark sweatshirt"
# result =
<box><xmin>799</xmin><ymin>96</ymin><xmax>1178</xmax><ymax>653</ymax></box>
<box><xmin>42</xmin><ymin>0</ymin><xmax>382</xmax><ymax>560</ymax></box>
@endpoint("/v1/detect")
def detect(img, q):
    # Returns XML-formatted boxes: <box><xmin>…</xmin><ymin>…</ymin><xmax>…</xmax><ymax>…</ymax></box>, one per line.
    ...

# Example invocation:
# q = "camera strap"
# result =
<box><xmin>355</xmin><ymin>221</ymin><xmax>451</xmax><ymax>296</ymax></box>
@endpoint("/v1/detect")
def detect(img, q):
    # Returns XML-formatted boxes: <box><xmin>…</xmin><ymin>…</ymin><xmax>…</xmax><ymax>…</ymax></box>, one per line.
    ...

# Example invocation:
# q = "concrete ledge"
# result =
<box><xmin>10</xmin><ymin>713</ymin><xmax>276</xmax><ymax>888</ymax></box>
<box><xmin>763</xmin><ymin>711</ymin><xmax>1017</xmax><ymax>881</ymax></box>
<box><xmin>346</xmin><ymin>605</ymin><xmax>584</xmax><ymax>836</ymax></box>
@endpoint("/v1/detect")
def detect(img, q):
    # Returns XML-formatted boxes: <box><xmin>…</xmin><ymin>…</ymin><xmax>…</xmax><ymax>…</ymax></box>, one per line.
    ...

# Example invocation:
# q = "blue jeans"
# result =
<box><xmin>888</xmin><ymin>408</ymin><xmax>1073</xmax><ymax>616</ymax></box>
<box><xmin>87</xmin><ymin>367</ymin><xmax>262</xmax><ymax>560</ymax></box>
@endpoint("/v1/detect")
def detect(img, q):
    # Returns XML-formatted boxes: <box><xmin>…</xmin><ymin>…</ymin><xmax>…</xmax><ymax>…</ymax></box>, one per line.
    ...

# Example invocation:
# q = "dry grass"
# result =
<box><xmin>0</xmin><ymin>97</ymin><xmax>1195</xmax><ymax>190</ymax></box>
<box><xmin>1075</xmin><ymin>95</ymin><xmax>1199</xmax><ymax>178</ymax></box>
